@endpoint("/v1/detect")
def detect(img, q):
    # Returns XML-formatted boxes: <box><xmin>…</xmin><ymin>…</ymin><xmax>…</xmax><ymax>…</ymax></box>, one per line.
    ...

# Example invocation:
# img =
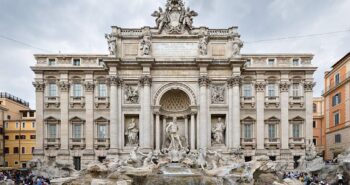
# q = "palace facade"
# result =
<box><xmin>31</xmin><ymin>0</ymin><xmax>316</xmax><ymax>170</ymax></box>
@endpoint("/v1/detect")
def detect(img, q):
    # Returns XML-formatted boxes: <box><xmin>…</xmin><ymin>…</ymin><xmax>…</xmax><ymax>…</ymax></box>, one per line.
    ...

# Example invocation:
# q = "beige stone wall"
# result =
<box><xmin>325</xmin><ymin>126</ymin><xmax>350</xmax><ymax>160</ymax></box>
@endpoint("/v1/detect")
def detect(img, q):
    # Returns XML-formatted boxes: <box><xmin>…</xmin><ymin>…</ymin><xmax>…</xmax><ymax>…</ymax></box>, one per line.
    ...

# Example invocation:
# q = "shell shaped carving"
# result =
<box><xmin>160</xmin><ymin>89</ymin><xmax>191</xmax><ymax>112</ymax></box>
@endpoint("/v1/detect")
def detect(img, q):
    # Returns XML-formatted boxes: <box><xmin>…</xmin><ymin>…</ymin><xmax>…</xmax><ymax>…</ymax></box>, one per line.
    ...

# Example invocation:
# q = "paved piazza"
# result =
<box><xmin>31</xmin><ymin>0</ymin><xmax>316</xmax><ymax>169</ymax></box>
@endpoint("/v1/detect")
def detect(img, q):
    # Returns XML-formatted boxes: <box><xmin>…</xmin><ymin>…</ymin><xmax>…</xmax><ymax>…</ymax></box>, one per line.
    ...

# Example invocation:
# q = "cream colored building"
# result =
<box><xmin>31</xmin><ymin>0</ymin><xmax>316</xmax><ymax>170</ymax></box>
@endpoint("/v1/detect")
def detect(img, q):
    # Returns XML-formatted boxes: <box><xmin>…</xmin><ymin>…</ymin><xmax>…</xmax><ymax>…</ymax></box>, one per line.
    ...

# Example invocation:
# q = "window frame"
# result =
<box><xmin>334</xmin><ymin>111</ymin><xmax>340</xmax><ymax>125</ymax></box>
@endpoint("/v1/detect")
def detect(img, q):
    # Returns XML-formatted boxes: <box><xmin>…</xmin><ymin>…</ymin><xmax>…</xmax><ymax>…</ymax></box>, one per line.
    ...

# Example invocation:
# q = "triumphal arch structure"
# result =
<box><xmin>32</xmin><ymin>0</ymin><xmax>316</xmax><ymax>169</ymax></box>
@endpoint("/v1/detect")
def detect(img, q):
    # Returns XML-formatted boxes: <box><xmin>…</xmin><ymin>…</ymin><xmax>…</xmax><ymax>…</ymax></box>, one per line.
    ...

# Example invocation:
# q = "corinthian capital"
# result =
<box><xmin>304</xmin><ymin>81</ymin><xmax>315</xmax><ymax>92</ymax></box>
<box><xmin>255</xmin><ymin>82</ymin><xmax>266</xmax><ymax>92</ymax></box>
<box><xmin>84</xmin><ymin>81</ymin><xmax>95</xmax><ymax>92</ymax></box>
<box><xmin>108</xmin><ymin>76</ymin><xmax>122</xmax><ymax>86</ymax></box>
<box><xmin>139</xmin><ymin>75</ymin><xmax>152</xmax><ymax>86</ymax></box>
<box><xmin>198</xmin><ymin>75</ymin><xmax>210</xmax><ymax>87</ymax></box>
<box><xmin>227</xmin><ymin>76</ymin><xmax>241</xmax><ymax>87</ymax></box>
<box><xmin>279</xmin><ymin>81</ymin><xmax>290</xmax><ymax>92</ymax></box>
<box><xmin>32</xmin><ymin>81</ymin><xmax>45</xmax><ymax>92</ymax></box>
<box><xmin>59</xmin><ymin>81</ymin><xmax>70</xmax><ymax>92</ymax></box>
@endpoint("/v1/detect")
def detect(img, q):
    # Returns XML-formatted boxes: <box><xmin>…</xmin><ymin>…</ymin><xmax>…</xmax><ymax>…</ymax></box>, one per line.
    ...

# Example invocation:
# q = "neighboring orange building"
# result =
<box><xmin>313</xmin><ymin>97</ymin><xmax>325</xmax><ymax>156</ymax></box>
<box><xmin>323</xmin><ymin>52</ymin><xmax>350</xmax><ymax>160</ymax></box>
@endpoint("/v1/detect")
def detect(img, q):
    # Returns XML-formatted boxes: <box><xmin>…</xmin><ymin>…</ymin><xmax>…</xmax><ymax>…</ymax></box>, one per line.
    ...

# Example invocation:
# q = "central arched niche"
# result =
<box><xmin>159</xmin><ymin>89</ymin><xmax>191</xmax><ymax>116</ymax></box>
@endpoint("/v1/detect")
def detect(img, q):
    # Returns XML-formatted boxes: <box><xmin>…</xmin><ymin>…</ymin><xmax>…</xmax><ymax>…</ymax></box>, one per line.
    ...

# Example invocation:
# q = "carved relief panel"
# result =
<box><xmin>124</xmin><ymin>85</ymin><xmax>139</xmax><ymax>104</ymax></box>
<box><xmin>210</xmin><ymin>84</ymin><xmax>226</xmax><ymax>104</ymax></box>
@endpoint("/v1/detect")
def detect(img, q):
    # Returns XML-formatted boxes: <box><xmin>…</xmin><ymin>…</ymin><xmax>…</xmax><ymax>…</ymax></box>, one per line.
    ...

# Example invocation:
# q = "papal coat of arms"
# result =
<box><xmin>151</xmin><ymin>0</ymin><xmax>198</xmax><ymax>34</ymax></box>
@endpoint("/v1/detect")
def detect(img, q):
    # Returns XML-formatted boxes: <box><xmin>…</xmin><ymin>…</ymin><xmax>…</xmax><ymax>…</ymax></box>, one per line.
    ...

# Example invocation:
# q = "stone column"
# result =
<box><xmin>231</xmin><ymin>76</ymin><xmax>241</xmax><ymax>148</ymax></box>
<box><xmin>140</xmin><ymin>75</ymin><xmax>152</xmax><ymax>150</ymax></box>
<box><xmin>304</xmin><ymin>81</ymin><xmax>314</xmax><ymax>142</ymax></box>
<box><xmin>184</xmin><ymin>116</ymin><xmax>189</xmax><ymax>141</ymax></box>
<box><xmin>84</xmin><ymin>79</ymin><xmax>94</xmax><ymax>152</ymax></box>
<box><xmin>155</xmin><ymin>112</ymin><xmax>160</xmax><ymax>151</ymax></box>
<box><xmin>109</xmin><ymin>76</ymin><xmax>120</xmax><ymax>152</ymax></box>
<box><xmin>59</xmin><ymin>75</ymin><xmax>69</xmax><ymax>155</ymax></box>
<box><xmin>280</xmin><ymin>81</ymin><xmax>290</xmax><ymax>149</ymax></box>
<box><xmin>255</xmin><ymin>81</ymin><xmax>266</xmax><ymax>150</ymax></box>
<box><xmin>190</xmin><ymin>113</ymin><xmax>196</xmax><ymax>151</ymax></box>
<box><xmin>117</xmin><ymin>82</ymin><xmax>123</xmax><ymax>149</ymax></box>
<box><xmin>227</xmin><ymin>81</ymin><xmax>233</xmax><ymax>149</ymax></box>
<box><xmin>32</xmin><ymin>80</ymin><xmax>45</xmax><ymax>156</ymax></box>
<box><xmin>198</xmin><ymin>76</ymin><xmax>210</xmax><ymax>149</ymax></box>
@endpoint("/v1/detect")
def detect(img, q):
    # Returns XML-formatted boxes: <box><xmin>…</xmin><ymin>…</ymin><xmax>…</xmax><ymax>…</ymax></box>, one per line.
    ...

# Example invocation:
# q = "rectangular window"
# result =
<box><xmin>72</xmin><ymin>124</ymin><xmax>82</xmax><ymax>139</ymax></box>
<box><xmin>48</xmin><ymin>124</ymin><xmax>57</xmax><ymax>138</ymax></box>
<box><xmin>268</xmin><ymin>59</ymin><xmax>275</xmax><ymax>66</ymax></box>
<box><xmin>16</xmin><ymin>122</ymin><xmax>19</xmax><ymax>128</ymax></box>
<box><xmin>22</xmin><ymin>112</ymin><xmax>27</xmax><ymax>117</ymax></box>
<box><xmin>98</xmin><ymin>84</ymin><xmax>107</xmax><ymax>97</ymax></box>
<box><xmin>97</xmin><ymin>124</ymin><xmax>107</xmax><ymax>139</ymax></box>
<box><xmin>313</xmin><ymin>139</ymin><xmax>317</xmax><ymax>146</ymax></box>
<box><xmin>313</xmin><ymin>103</ymin><xmax>317</xmax><ymax>113</ymax></box>
<box><xmin>244</xmin><ymin>124</ymin><xmax>252</xmax><ymax>139</ymax></box>
<box><xmin>22</xmin><ymin>122</ymin><xmax>25</xmax><ymax>128</ymax></box>
<box><xmin>32</xmin><ymin>122</ymin><xmax>35</xmax><ymax>128</ymax></box>
<box><xmin>72</xmin><ymin>84</ymin><xmax>82</xmax><ymax>97</ymax></box>
<box><xmin>48</xmin><ymin>59</ymin><xmax>56</xmax><ymax>66</ymax></box>
<box><xmin>4</xmin><ymin>147</ymin><xmax>9</xmax><ymax>154</ymax></box>
<box><xmin>4</xmin><ymin>122</ymin><xmax>8</xmax><ymax>128</ymax></box>
<box><xmin>292</xmin><ymin>59</ymin><xmax>299</xmax><ymax>66</ymax></box>
<box><xmin>48</xmin><ymin>84</ymin><xmax>58</xmax><ymax>97</ymax></box>
<box><xmin>335</xmin><ymin>134</ymin><xmax>341</xmax><ymax>143</ymax></box>
<box><xmin>14</xmin><ymin>147</ymin><xmax>19</xmax><ymax>154</ymax></box>
<box><xmin>292</xmin><ymin>124</ymin><xmax>300</xmax><ymax>138</ymax></box>
<box><xmin>334</xmin><ymin>111</ymin><xmax>340</xmax><ymax>125</ymax></box>
<box><xmin>15</xmin><ymin>135</ymin><xmax>20</xmax><ymax>140</ymax></box>
<box><xmin>29</xmin><ymin>111</ymin><xmax>34</xmax><ymax>117</ymax></box>
<box><xmin>30</xmin><ymin>135</ymin><xmax>36</xmax><ymax>139</ymax></box>
<box><xmin>20</xmin><ymin>135</ymin><xmax>26</xmax><ymax>139</ymax></box>
<box><xmin>268</xmin><ymin>124</ymin><xmax>276</xmax><ymax>139</ymax></box>
<box><xmin>267</xmin><ymin>84</ymin><xmax>276</xmax><ymax>97</ymax></box>
<box><xmin>313</xmin><ymin>121</ymin><xmax>316</xmax><ymax>128</ymax></box>
<box><xmin>243</xmin><ymin>84</ymin><xmax>252</xmax><ymax>97</ymax></box>
<box><xmin>335</xmin><ymin>73</ymin><xmax>340</xmax><ymax>85</ymax></box>
<box><xmin>73</xmin><ymin>59</ymin><xmax>81</xmax><ymax>66</ymax></box>
<box><xmin>22</xmin><ymin>147</ymin><xmax>25</xmax><ymax>154</ymax></box>
<box><xmin>245</xmin><ymin>59</ymin><xmax>251</xmax><ymax>67</ymax></box>
<box><xmin>332</xmin><ymin>93</ymin><xmax>341</xmax><ymax>106</ymax></box>
<box><xmin>292</xmin><ymin>83</ymin><xmax>299</xmax><ymax>97</ymax></box>
<box><xmin>4</xmin><ymin>135</ymin><xmax>9</xmax><ymax>140</ymax></box>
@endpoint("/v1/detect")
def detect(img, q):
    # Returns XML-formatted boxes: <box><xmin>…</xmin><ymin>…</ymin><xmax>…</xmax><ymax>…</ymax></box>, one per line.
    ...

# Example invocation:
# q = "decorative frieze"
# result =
<box><xmin>139</xmin><ymin>75</ymin><xmax>152</xmax><ymax>86</ymax></box>
<box><xmin>304</xmin><ymin>81</ymin><xmax>315</xmax><ymax>92</ymax></box>
<box><xmin>279</xmin><ymin>82</ymin><xmax>290</xmax><ymax>92</ymax></box>
<box><xmin>59</xmin><ymin>81</ymin><xmax>70</xmax><ymax>92</ymax></box>
<box><xmin>108</xmin><ymin>76</ymin><xmax>122</xmax><ymax>86</ymax></box>
<box><xmin>33</xmin><ymin>81</ymin><xmax>45</xmax><ymax>92</ymax></box>
<box><xmin>255</xmin><ymin>82</ymin><xmax>266</xmax><ymax>92</ymax></box>
<box><xmin>198</xmin><ymin>76</ymin><xmax>210</xmax><ymax>87</ymax></box>
<box><xmin>227</xmin><ymin>76</ymin><xmax>241</xmax><ymax>87</ymax></box>
<box><xmin>84</xmin><ymin>81</ymin><xmax>95</xmax><ymax>92</ymax></box>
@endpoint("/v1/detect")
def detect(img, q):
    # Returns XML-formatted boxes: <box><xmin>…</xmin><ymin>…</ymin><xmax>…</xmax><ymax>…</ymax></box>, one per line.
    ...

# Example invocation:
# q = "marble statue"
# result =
<box><xmin>211</xmin><ymin>117</ymin><xmax>226</xmax><ymax>145</ymax></box>
<box><xmin>125</xmin><ymin>118</ymin><xmax>139</xmax><ymax>146</ymax></box>
<box><xmin>125</xmin><ymin>85</ymin><xmax>139</xmax><ymax>104</ymax></box>
<box><xmin>140</xmin><ymin>35</ymin><xmax>152</xmax><ymax>56</ymax></box>
<box><xmin>166</xmin><ymin>117</ymin><xmax>183</xmax><ymax>150</ymax></box>
<box><xmin>105</xmin><ymin>34</ymin><xmax>116</xmax><ymax>55</ymax></box>
<box><xmin>232</xmin><ymin>37</ymin><xmax>243</xmax><ymax>57</ymax></box>
<box><xmin>151</xmin><ymin>7</ymin><xmax>169</xmax><ymax>33</ymax></box>
<box><xmin>211</xmin><ymin>85</ymin><xmax>225</xmax><ymax>104</ymax></box>
<box><xmin>181</xmin><ymin>7</ymin><xmax>198</xmax><ymax>30</ymax></box>
<box><xmin>198</xmin><ymin>35</ymin><xmax>209</xmax><ymax>56</ymax></box>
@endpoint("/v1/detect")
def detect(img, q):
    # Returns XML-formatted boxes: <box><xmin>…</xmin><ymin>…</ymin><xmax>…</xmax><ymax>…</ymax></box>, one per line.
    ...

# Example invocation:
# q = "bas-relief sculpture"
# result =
<box><xmin>125</xmin><ymin>118</ymin><xmax>139</xmax><ymax>146</ymax></box>
<box><xmin>198</xmin><ymin>35</ymin><xmax>209</xmax><ymax>56</ymax></box>
<box><xmin>211</xmin><ymin>85</ymin><xmax>225</xmax><ymax>104</ymax></box>
<box><xmin>211</xmin><ymin>117</ymin><xmax>226</xmax><ymax>145</ymax></box>
<box><xmin>139</xmin><ymin>35</ymin><xmax>152</xmax><ymax>56</ymax></box>
<box><xmin>124</xmin><ymin>85</ymin><xmax>139</xmax><ymax>104</ymax></box>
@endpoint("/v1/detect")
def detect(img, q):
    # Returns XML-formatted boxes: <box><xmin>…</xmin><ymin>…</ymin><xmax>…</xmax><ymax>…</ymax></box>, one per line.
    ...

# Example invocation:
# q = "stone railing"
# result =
<box><xmin>240</xmin><ymin>96</ymin><xmax>256</xmax><ymax>108</ymax></box>
<box><xmin>289</xmin><ymin>96</ymin><xmax>304</xmax><ymax>107</ymax></box>
<box><xmin>45</xmin><ymin>96</ymin><xmax>60</xmax><ymax>108</ymax></box>
<box><xmin>44</xmin><ymin>138</ymin><xmax>60</xmax><ymax>149</ymax></box>
<box><xmin>264</xmin><ymin>138</ymin><xmax>281</xmax><ymax>149</ymax></box>
<box><xmin>289</xmin><ymin>137</ymin><xmax>306</xmax><ymax>149</ymax></box>
<box><xmin>265</xmin><ymin>96</ymin><xmax>280</xmax><ymax>107</ymax></box>
<box><xmin>94</xmin><ymin>96</ymin><xmax>110</xmax><ymax>108</ymax></box>
<box><xmin>70</xmin><ymin>96</ymin><xmax>85</xmax><ymax>108</ymax></box>
<box><xmin>94</xmin><ymin>138</ymin><xmax>110</xmax><ymax>149</ymax></box>
<box><xmin>240</xmin><ymin>138</ymin><xmax>256</xmax><ymax>149</ymax></box>
<box><xmin>69</xmin><ymin>138</ymin><xmax>86</xmax><ymax>149</ymax></box>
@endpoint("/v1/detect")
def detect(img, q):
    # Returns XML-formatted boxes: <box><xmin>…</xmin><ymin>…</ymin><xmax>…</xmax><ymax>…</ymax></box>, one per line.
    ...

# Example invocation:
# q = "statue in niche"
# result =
<box><xmin>125</xmin><ymin>118</ymin><xmax>139</xmax><ymax>146</ymax></box>
<box><xmin>211</xmin><ymin>117</ymin><xmax>226</xmax><ymax>145</ymax></box>
<box><xmin>151</xmin><ymin>7</ymin><xmax>169</xmax><ymax>33</ymax></box>
<box><xmin>105</xmin><ymin>34</ymin><xmax>117</xmax><ymax>55</ymax></box>
<box><xmin>125</xmin><ymin>85</ymin><xmax>139</xmax><ymax>104</ymax></box>
<box><xmin>181</xmin><ymin>7</ymin><xmax>198</xmax><ymax>30</ymax></box>
<box><xmin>198</xmin><ymin>35</ymin><xmax>209</xmax><ymax>56</ymax></box>
<box><xmin>232</xmin><ymin>37</ymin><xmax>243</xmax><ymax>57</ymax></box>
<box><xmin>165</xmin><ymin>117</ymin><xmax>183</xmax><ymax>150</ymax></box>
<box><xmin>140</xmin><ymin>35</ymin><xmax>152</xmax><ymax>56</ymax></box>
<box><xmin>211</xmin><ymin>85</ymin><xmax>225</xmax><ymax>104</ymax></box>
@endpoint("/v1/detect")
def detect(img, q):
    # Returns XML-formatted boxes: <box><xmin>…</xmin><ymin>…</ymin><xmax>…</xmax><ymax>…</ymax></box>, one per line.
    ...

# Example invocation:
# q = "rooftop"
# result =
<box><xmin>0</xmin><ymin>92</ymin><xmax>29</xmax><ymax>107</ymax></box>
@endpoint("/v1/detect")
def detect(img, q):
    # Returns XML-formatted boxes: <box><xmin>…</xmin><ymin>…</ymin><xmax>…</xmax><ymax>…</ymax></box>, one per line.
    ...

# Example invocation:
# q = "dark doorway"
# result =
<box><xmin>73</xmin><ymin>157</ymin><xmax>81</xmax><ymax>171</ymax></box>
<box><xmin>98</xmin><ymin>156</ymin><xmax>106</xmax><ymax>163</ymax></box>
<box><xmin>245</xmin><ymin>156</ymin><xmax>252</xmax><ymax>162</ymax></box>
<box><xmin>294</xmin><ymin>156</ymin><xmax>301</xmax><ymax>169</ymax></box>
<box><xmin>269</xmin><ymin>156</ymin><xmax>276</xmax><ymax>161</ymax></box>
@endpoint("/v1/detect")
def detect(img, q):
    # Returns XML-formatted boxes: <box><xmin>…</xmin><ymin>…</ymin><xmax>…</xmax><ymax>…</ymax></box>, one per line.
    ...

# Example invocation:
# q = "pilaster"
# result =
<box><xmin>198</xmin><ymin>75</ymin><xmax>210</xmax><ymax>149</ymax></box>
<box><xmin>32</xmin><ymin>80</ymin><xmax>45</xmax><ymax>155</ymax></box>
<box><xmin>255</xmin><ymin>81</ymin><xmax>266</xmax><ymax>150</ymax></box>
<box><xmin>228</xmin><ymin>75</ymin><xmax>241</xmax><ymax>149</ymax></box>
<box><xmin>108</xmin><ymin>75</ymin><xmax>122</xmax><ymax>153</ymax></box>
<box><xmin>59</xmin><ymin>73</ymin><xmax>69</xmax><ymax>153</ymax></box>
<box><xmin>280</xmin><ymin>77</ymin><xmax>290</xmax><ymax>149</ymax></box>
<box><xmin>139</xmin><ymin>75</ymin><xmax>153</xmax><ymax>150</ymax></box>
<box><xmin>84</xmin><ymin>74</ymin><xmax>95</xmax><ymax>152</ymax></box>
<box><xmin>304</xmin><ymin>81</ymin><xmax>315</xmax><ymax>142</ymax></box>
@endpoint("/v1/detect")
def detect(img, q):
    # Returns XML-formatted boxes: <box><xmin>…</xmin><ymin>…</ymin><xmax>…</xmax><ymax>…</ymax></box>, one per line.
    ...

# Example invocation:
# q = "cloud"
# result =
<box><xmin>0</xmin><ymin>0</ymin><xmax>349</xmax><ymax>108</ymax></box>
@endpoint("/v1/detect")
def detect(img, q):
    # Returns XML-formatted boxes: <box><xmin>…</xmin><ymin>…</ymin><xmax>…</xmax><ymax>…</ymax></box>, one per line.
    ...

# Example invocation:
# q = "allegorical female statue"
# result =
<box><xmin>125</xmin><ymin>118</ymin><xmax>139</xmax><ymax>146</ymax></box>
<box><xmin>211</xmin><ymin>117</ymin><xmax>226</xmax><ymax>145</ymax></box>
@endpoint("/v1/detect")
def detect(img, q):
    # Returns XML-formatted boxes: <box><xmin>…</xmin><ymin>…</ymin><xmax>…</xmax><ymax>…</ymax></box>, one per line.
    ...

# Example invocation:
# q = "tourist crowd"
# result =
<box><xmin>282</xmin><ymin>171</ymin><xmax>344</xmax><ymax>185</ymax></box>
<box><xmin>0</xmin><ymin>170</ymin><xmax>51</xmax><ymax>185</ymax></box>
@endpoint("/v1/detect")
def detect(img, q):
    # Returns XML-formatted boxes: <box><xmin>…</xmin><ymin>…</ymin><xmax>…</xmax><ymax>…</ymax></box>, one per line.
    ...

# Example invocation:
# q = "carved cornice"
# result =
<box><xmin>279</xmin><ymin>82</ymin><xmax>290</xmax><ymax>92</ymax></box>
<box><xmin>59</xmin><ymin>81</ymin><xmax>70</xmax><ymax>92</ymax></box>
<box><xmin>33</xmin><ymin>81</ymin><xmax>45</xmax><ymax>92</ymax></box>
<box><xmin>139</xmin><ymin>75</ymin><xmax>152</xmax><ymax>86</ymax></box>
<box><xmin>255</xmin><ymin>82</ymin><xmax>266</xmax><ymax>92</ymax></box>
<box><xmin>108</xmin><ymin>76</ymin><xmax>122</xmax><ymax>86</ymax></box>
<box><xmin>304</xmin><ymin>81</ymin><xmax>315</xmax><ymax>92</ymax></box>
<box><xmin>84</xmin><ymin>81</ymin><xmax>95</xmax><ymax>92</ymax></box>
<box><xmin>198</xmin><ymin>75</ymin><xmax>210</xmax><ymax>87</ymax></box>
<box><xmin>227</xmin><ymin>76</ymin><xmax>241</xmax><ymax>88</ymax></box>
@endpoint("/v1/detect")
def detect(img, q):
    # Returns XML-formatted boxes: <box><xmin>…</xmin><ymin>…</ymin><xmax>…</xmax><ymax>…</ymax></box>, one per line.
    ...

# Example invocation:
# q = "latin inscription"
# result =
<box><xmin>152</xmin><ymin>42</ymin><xmax>198</xmax><ymax>58</ymax></box>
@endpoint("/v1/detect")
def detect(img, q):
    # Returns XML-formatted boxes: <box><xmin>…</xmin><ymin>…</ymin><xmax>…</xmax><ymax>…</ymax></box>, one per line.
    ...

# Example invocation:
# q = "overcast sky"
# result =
<box><xmin>0</xmin><ymin>0</ymin><xmax>349</xmax><ymax>109</ymax></box>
